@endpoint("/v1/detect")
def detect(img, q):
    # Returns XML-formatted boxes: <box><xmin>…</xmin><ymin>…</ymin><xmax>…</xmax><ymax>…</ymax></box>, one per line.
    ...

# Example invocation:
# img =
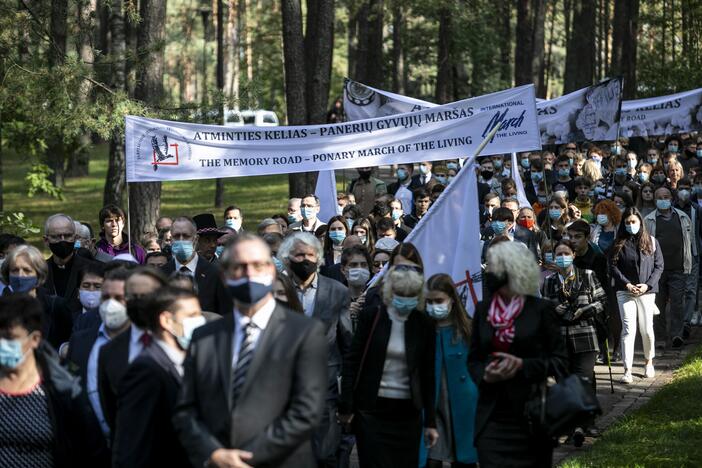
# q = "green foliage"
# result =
<box><xmin>25</xmin><ymin>164</ymin><xmax>64</xmax><ymax>200</ymax></box>
<box><xmin>562</xmin><ymin>346</ymin><xmax>702</xmax><ymax>467</ymax></box>
<box><xmin>0</xmin><ymin>212</ymin><xmax>41</xmax><ymax>237</ymax></box>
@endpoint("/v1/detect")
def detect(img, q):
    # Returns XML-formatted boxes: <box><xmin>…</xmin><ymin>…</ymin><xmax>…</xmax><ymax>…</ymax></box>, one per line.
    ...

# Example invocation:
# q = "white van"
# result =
<box><xmin>224</xmin><ymin>109</ymin><xmax>279</xmax><ymax>127</ymax></box>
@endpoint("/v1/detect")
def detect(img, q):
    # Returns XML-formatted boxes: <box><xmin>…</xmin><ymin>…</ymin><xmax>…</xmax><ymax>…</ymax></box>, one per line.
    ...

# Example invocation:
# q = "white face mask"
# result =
<box><xmin>173</xmin><ymin>315</ymin><xmax>207</xmax><ymax>349</ymax></box>
<box><xmin>346</xmin><ymin>268</ymin><xmax>371</xmax><ymax>287</ymax></box>
<box><xmin>99</xmin><ymin>299</ymin><xmax>129</xmax><ymax>330</ymax></box>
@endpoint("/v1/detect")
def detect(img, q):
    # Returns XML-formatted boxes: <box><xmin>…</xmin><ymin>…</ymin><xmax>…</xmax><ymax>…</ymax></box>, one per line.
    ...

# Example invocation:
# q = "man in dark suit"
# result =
<box><xmin>279</xmin><ymin>231</ymin><xmax>352</xmax><ymax>467</ymax></box>
<box><xmin>174</xmin><ymin>234</ymin><xmax>327</xmax><ymax>468</ymax></box>
<box><xmin>43</xmin><ymin>214</ymin><xmax>98</xmax><ymax>304</ymax></box>
<box><xmin>411</xmin><ymin>161</ymin><xmax>438</xmax><ymax>191</ymax></box>
<box><xmin>97</xmin><ymin>267</ymin><xmax>167</xmax><ymax>435</ymax></box>
<box><xmin>66</xmin><ymin>266</ymin><xmax>131</xmax><ymax>438</ymax></box>
<box><xmin>113</xmin><ymin>287</ymin><xmax>205</xmax><ymax>468</ymax></box>
<box><xmin>162</xmin><ymin>216</ymin><xmax>231</xmax><ymax>315</ymax></box>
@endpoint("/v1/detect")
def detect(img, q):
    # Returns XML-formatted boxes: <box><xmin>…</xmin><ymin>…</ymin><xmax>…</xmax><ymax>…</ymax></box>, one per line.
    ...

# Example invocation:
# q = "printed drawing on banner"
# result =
<box><xmin>455</xmin><ymin>270</ymin><xmax>483</xmax><ymax>312</ymax></box>
<box><xmin>135</xmin><ymin>126</ymin><xmax>192</xmax><ymax>172</ymax></box>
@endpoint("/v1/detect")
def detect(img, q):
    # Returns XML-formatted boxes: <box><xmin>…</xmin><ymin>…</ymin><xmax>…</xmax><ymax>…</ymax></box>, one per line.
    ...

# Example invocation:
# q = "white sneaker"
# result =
<box><xmin>692</xmin><ymin>312</ymin><xmax>700</xmax><ymax>326</ymax></box>
<box><xmin>620</xmin><ymin>371</ymin><xmax>633</xmax><ymax>384</ymax></box>
<box><xmin>645</xmin><ymin>363</ymin><xmax>655</xmax><ymax>379</ymax></box>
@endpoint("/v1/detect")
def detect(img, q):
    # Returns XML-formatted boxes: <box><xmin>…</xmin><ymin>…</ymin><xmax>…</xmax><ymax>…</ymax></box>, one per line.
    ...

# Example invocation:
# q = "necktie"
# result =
<box><xmin>231</xmin><ymin>322</ymin><xmax>255</xmax><ymax>407</ymax></box>
<box><xmin>139</xmin><ymin>333</ymin><xmax>152</xmax><ymax>347</ymax></box>
<box><xmin>180</xmin><ymin>265</ymin><xmax>190</xmax><ymax>274</ymax></box>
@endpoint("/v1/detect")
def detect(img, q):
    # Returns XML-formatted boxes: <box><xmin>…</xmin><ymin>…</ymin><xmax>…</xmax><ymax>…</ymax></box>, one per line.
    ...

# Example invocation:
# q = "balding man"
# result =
<box><xmin>174</xmin><ymin>233</ymin><xmax>327</xmax><ymax>468</ymax></box>
<box><xmin>161</xmin><ymin>216</ymin><xmax>231</xmax><ymax>315</ymax></box>
<box><xmin>644</xmin><ymin>187</ymin><xmax>692</xmax><ymax>349</ymax></box>
<box><xmin>44</xmin><ymin>213</ymin><xmax>98</xmax><ymax>302</ymax></box>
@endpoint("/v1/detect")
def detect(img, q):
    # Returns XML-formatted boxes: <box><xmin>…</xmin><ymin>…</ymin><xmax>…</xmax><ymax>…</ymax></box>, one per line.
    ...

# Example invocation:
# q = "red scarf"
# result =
<box><xmin>487</xmin><ymin>294</ymin><xmax>524</xmax><ymax>351</ymax></box>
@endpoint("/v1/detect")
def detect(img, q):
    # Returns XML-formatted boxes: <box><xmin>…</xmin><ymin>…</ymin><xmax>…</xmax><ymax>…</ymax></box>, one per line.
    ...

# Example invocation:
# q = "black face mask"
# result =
<box><xmin>49</xmin><ymin>240</ymin><xmax>75</xmax><ymax>259</ymax></box>
<box><xmin>481</xmin><ymin>170</ymin><xmax>494</xmax><ymax>180</ymax></box>
<box><xmin>289</xmin><ymin>258</ymin><xmax>318</xmax><ymax>281</ymax></box>
<box><xmin>358</xmin><ymin>170</ymin><xmax>372</xmax><ymax>180</ymax></box>
<box><xmin>483</xmin><ymin>272</ymin><xmax>508</xmax><ymax>293</ymax></box>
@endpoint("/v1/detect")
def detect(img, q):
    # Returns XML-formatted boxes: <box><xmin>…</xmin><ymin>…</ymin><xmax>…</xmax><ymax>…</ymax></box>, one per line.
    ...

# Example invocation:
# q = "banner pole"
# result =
<box><xmin>126</xmin><ymin>182</ymin><xmax>133</xmax><ymax>258</ymax></box>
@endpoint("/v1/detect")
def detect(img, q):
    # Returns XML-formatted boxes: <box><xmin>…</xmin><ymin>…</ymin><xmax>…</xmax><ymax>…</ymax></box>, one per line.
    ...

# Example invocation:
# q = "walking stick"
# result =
<box><xmin>605</xmin><ymin>339</ymin><xmax>615</xmax><ymax>394</ymax></box>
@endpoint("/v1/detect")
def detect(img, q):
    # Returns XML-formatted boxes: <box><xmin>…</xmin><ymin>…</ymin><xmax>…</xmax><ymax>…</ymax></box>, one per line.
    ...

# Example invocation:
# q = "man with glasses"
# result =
<box><xmin>44</xmin><ymin>213</ymin><xmax>98</xmax><ymax>302</ymax></box>
<box><xmin>174</xmin><ymin>233</ymin><xmax>327</xmax><ymax>468</ymax></box>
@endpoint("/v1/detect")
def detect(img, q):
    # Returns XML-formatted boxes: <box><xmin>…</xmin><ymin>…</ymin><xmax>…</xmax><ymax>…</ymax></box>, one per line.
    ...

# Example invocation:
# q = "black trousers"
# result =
<box><xmin>354</xmin><ymin>398</ymin><xmax>422</xmax><ymax>468</ymax></box>
<box><xmin>569</xmin><ymin>350</ymin><xmax>598</xmax><ymax>392</ymax></box>
<box><xmin>476</xmin><ymin>416</ymin><xmax>553</xmax><ymax>468</ymax></box>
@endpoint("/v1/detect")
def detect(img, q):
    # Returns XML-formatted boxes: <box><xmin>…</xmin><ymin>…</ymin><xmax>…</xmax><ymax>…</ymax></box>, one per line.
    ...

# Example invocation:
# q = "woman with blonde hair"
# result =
<box><xmin>339</xmin><ymin>262</ymin><xmax>438</xmax><ymax>468</ymax></box>
<box><xmin>423</xmin><ymin>274</ymin><xmax>478</xmax><ymax>468</ymax></box>
<box><xmin>581</xmin><ymin>159</ymin><xmax>603</xmax><ymax>183</ymax></box>
<box><xmin>469</xmin><ymin>241</ymin><xmax>567</xmax><ymax>467</ymax></box>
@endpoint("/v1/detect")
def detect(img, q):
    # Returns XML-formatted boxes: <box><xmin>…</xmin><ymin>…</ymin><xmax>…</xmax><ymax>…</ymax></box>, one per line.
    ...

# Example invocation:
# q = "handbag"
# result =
<box><xmin>525</xmin><ymin>372</ymin><xmax>602</xmax><ymax>438</ymax></box>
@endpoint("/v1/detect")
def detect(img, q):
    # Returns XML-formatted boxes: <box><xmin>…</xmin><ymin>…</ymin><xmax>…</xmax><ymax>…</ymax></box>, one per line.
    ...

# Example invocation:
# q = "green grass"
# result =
<box><xmin>3</xmin><ymin>144</ymin><xmax>347</xmax><ymax>246</ymax></box>
<box><xmin>562</xmin><ymin>346</ymin><xmax>702</xmax><ymax>467</ymax></box>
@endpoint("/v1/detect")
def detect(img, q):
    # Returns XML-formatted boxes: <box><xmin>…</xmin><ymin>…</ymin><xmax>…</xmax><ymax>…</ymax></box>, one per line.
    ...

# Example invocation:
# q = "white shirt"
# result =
<box><xmin>395</xmin><ymin>185</ymin><xmax>413</xmax><ymax>214</ymax></box>
<box><xmin>154</xmin><ymin>338</ymin><xmax>185</xmax><ymax>377</ymax></box>
<box><xmin>378</xmin><ymin>307</ymin><xmax>411</xmax><ymax>399</ymax></box>
<box><xmin>87</xmin><ymin>324</ymin><xmax>111</xmax><ymax>436</ymax></box>
<box><xmin>231</xmin><ymin>297</ymin><xmax>276</xmax><ymax>367</ymax></box>
<box><xmin>175</xmin><ymin>253</ymin><xmax>199</xmax><ymax>275</ymax></box>
<box><xmin>128</xmin><ymin>325</ymin><xmax>148</xmax><ymax>363</ymax></box>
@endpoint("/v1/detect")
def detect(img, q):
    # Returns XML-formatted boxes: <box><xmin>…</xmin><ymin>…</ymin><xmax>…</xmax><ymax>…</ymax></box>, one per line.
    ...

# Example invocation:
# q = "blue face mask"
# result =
<box><xmin>215</xmin><ymin>245</ymin><xmax>225</xmax><ymax>258</ymax></box>
<box><xmin>391</xmin><ymin>210</ymin><xmax>402</xmax><ymax>221</ymax></box>
<box><xmin>171</xmin><ymin>240</ymin><xmax>194</xmax><ymax>263</ymax></box>
<box><xmin>346</xmin><ymin>218</ymin><xmax>355</xmax><ymax>230</ymax></box>
<box><xmin>697</xmin><ymin>150</ymin><xmax>702</xmax><ymax>158</ymax></box>
<box><xmin>447</xmin><ymin>163</ymin><xmax>458</xmax><ymax>171</ymax></box>
<box><xmin>426</xmin><ymin>302</ymin><xmax>451</xmax><ymax>320</ymax></box>
<box><xmin>392</xmin><ymin>295</ymin><xmax>419</xmax><ymax>316</ymax></box>
<box><xmin>491</xmin><ymin>220</ymin><xmax>507</xmax><ymax>235</ymax></box>
<box><xmin>272</xmin><ymin>256</ymin><xmax>285</xmax><ymax>272</ymax></box>
<box><xmin>615</xmin><ymin>167</ymin><xmax>627</xmax><ymax>176</ymax></box>
<box><xmin>531</xmin><ymin>172</ymin><xmax>543</xmax><ymax>182</ymax></box>
<box><xmin>549</xmin><ymin>208</ymin><xmax>562</xmax><ymax>220</ymax></box>
<box><xmin>638</xmin><ymin>172</ymin><xmax>649</xmax><ymax>182</ymax></box>
<box><xmin>173</xmin><ymin>316</ymin><xmax>206</xmax><ymax>350</ymax></box>
<box><xmin>301</xmin><ymin>207</ymin><xmax>316</xmax><ymax>221</ymax></box>
<box><xmin>287</xmin><ymin>214</ymin><xmax>298</xmax><ymax>224</ymax></box>
<box><xmin>625</xmin><ymin>223</ymin><xmax>640</xmax><ymax>235</ymax></box>
<box><xmin>594</xmin><ymin>186</ymin><xmax>606</xmax><ymax>195</ymax></box>
<box><xmin>596</xmin><ymin>214</ymin><xmax>609</xmax><ymax>226</ymax></box>
<box><xmin>74</xmin><ymin>240</ymin><xmax>81</xmax><ymax>249</ymax></box>
<box><xmin>493</xmin><ymin>159</ymin><xmax>503</xmax><ymax>169</ymax></box>
<box><xmin>649</xmin><ymin>157</ymin><xmax>659</xmax><ymax>165</ymax></box>
<box><xmin>543</xmin><ymin>252</ymin><xmax>554</xmax><ymax>264</ymax></box>
<box><xmin>436</xmin><ymin>175</ymin><xmax>448</xmax><ymax>185</ymax></box>
<box><xmin>555</xmin><ymin>255</ymin><xmax>574</xmax><ymax>269</ymax></box>
<box><xmin>656</xmin><ymin>199</ymin><xmax>672</xmax><ymax>210</ymax></box>
<box><xmin>9</xmin><ymin>275</ymin><xmax>38</xmax><ymax>294</ymax></box>
<box><xmin>558</xmin><ymin>168</ymin><xmax>570</xmax><ymax>177</ymax></box>
<box><xmin>611</xmin><ymin>146</ymin><xmax>621</xmax><ymax>155</ymax></box>
<box><xmin>668</xmin><ymin>145</ymin><xmax>678</xmax><ymax>153</ymax></box>
<box><xmin>329</xmin><ymin>230</ymin><xmax>346</xmax><ymax>244</ymax></box>
<box><xmin>521</xmin><ymin>158</ymin><xmax>530</xmax><ymax>168</ymax></box>
<box><xmin>397</xmin><ymin>168</ymin><xmax>409</xmax><ymax>181</ymax></box>
<box><xmin>0</xmin><ymin>337</ymin><xmax>29</xmax><ymax>369</ymax></box>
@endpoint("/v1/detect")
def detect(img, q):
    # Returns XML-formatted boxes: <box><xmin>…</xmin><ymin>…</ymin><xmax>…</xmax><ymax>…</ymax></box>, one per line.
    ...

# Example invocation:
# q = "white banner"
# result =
<box><xmin>620</xmin><ymin>87</ymin><xmax>702</xmax><ymax>138</ymax></box>
<box><xmin>344</xmin><ymin>77</ymin><xmax>623</xmax><ymax>145</ymax></box>
<box><xmin>126</xmin><ymin>85</ymin><xmax>541</xmax><ymax>183</ymax></box>
<box><xmin>536</xmin><ymin>77</ymin><xmax>622</xmax><ymax>144</ymax></box>
<box><xmin>315</xmin><ymin>170</ymin><xmax>339</xmax><ymax>223</ymax></box>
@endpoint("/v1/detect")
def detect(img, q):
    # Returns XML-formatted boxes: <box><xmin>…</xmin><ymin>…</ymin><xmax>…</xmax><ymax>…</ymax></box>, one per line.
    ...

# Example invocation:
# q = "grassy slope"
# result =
<box><xmin>3</xmin><ymin>144</ymin><xmax>305</xmax><ymax>245</ymax></box>
<box><xmin>562</xmin><ymin>346</ymin><xmax>702</xmax><ymax>467</ymax></box>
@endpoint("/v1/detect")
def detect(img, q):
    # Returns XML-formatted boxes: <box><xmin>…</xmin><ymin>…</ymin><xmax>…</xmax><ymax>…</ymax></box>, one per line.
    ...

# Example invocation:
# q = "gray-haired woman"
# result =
<box><xmin>468</xmin><ymin>242</ymin><xmax>568</xmax><ymax>468</ymax></box>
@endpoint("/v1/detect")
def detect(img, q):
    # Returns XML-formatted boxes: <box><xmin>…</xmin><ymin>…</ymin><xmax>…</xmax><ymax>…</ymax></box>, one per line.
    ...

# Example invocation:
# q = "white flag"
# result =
<box><xmin>511</xmin><ymin>152</ymin><xmax>532</xmax><ymax>209</ymax></box>
<box><xmin>315</xmin><ymin>170</ymin><xmax>339</xmax><ymax>224</ymax></box>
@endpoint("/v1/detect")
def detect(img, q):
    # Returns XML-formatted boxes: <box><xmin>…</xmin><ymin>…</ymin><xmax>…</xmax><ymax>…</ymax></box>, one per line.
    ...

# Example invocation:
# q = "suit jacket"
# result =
<box><xmin>97</xmin><ymin>328</ymin><xmax>130</xmax><ymax>433</ymax></box>
<box><xmin>313</xmin><ymin>275</ymin><xmax>352</xmax><ymax>399</ymax></box>
<box><xmin>173</xmin><ymin>303</ymin><xmax>328</xmax><ymax>468</ymax></box>
<box><xmin>162</xmin><ymin>257</ymin><xmax>232</xmax><ymax>315</ymax></box>
<box><xmin>467</xmin><ymin>295</ymin><xmax>568</xmax><ymax>438</ymax></box>
<box><xmin>338</xmin><ymin>289</ymin><xmax>437</xmax><ymax>427</ymax></box>
<box><xmin>387</xmin><ymin>177</ymin><xmax>422</xmax><ymax>197</ymax></box>
<box><xmin>66</xmin><ymin>326</ymin><xmax>100</xmax><ymax>386</ymax></box>
<box><xmin>113</xmin><ymin>343</ymin><xmax>190</xmax><ymax>468</ymax></box>
<box><xmin>36</xmin><ymin>288</ymin><xmax>74</xmax><ymax>349</ymax></box>
<box><xmin>319</xmin><ymin>263</ymin><xmax>347</xmax><ymax>286</ymax></box>
<box><xmin>72</xmin><ymin>309</ymin><xmax>101</xmax><ymax>333</ymax></box>
<box><xmin>411</xmin><ymin>173</ymin><xmax>438</xmax><ymax>191</ymax></box>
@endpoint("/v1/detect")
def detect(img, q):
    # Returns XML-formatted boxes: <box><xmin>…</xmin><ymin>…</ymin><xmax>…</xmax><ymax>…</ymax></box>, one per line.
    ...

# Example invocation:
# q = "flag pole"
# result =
<box><xmin>126</xmin><ymin>182</ymin><xmax>133</xmax><ymax>258</ymax></box>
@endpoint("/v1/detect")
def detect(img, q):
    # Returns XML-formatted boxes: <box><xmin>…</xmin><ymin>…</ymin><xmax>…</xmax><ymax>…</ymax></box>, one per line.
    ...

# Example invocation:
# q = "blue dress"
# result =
<box><xmin>420</xmin><ymin>325</ymin><xmax>479</xmax><ymax>465</ymax></box>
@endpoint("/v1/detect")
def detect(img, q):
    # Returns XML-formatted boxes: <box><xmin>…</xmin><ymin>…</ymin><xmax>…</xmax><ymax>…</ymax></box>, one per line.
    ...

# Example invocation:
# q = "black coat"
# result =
<box><xmin>610</xmin><ymin>236</ymin><xmax>664</xmax><ymax>293</ymax></box>
<box><xmin>65</xmin><ymin>326</ymin><xmax>100</xmax><ymax>386</ymax></box>
<box><xmin>173</xmin><ymin>303</ymin><xmax>328</xmax><ymax>468</ymax></box>
<box><xmin>467</xmin><ymin>295</ymin><xmax>568</xmax><ymax>438</ymax></box>
<box><xmin>72</xmin><ymin>309</ymin><xmax>101</xmax><ymax>333</ymax></box>
<box><xmin>36</xmin><ymin>288</ymin><xmax>73</xmax><ymax>349</ymax></box>
<box><xmin>97</xmin><ymin>327</ymin><xmax>130</xmax><ymax>434</ymax></box>
<box><xmin>162</xmin><ymin>257</ymin><xmax>231</xmax><ymax>315</ymax></box>
<box><xmin>44</xmin><ymin>254</ymin><xmax>98</xmax><ymax>301</ymax></box>
<box><xmin>338</xmin><ymin>288</ymin><xmax>437</xmax><ymax>428</ymax></box>
<box><xmin>36</xmin><ymin>343</ymin><xmax>109</xmax><ymax>467</ymax></box>
<box><xmin>113</xmin><ymin>343</ymin><xmax>191</xmax><ymax>468</ymax></box>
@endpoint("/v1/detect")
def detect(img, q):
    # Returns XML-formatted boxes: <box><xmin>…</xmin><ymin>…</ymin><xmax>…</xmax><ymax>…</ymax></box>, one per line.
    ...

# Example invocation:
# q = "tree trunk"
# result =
<box><xmin>353</xmin><ymin>1</ymin><xmax>369</xmax><ymax>82</ymax></box>
<box><xmin>531</xmin><ymin>0</ymin><xmax>546</xmax><ymax>97</ymax></box>
<box><xmin>125</xmin><ymin>0</ymin><xmax>138</xmax><ymax>97</ymax></box>
<box><xmin>497</xmin><ymin>0</ymin><xmax>512</xmax><ymax>87</ymax></box>
<box><xmin>391</xmin><ymin>2</ymin><xmax>404</xmax><ymax>93</ymax></box>
<box><xmin>610</xmin><ymin>0</ymin><xmax>638</xmax><ymax>98</ymax></box>
<box><xmin>563</xmin><ymin>0</ymin><xmax>596</xmax><ymax>93</ymax></box>
<box><xmin>215</xmin><ymin>0</ymin><xmax>225</xmax><ymax>208</ymax></box>
<box><xmin>104</xmin><ymin>0</ymin><xmax>127</xmax><ymax>207</ymax></box>
<box><xmin>435</xmin><ymin>5</ymin><xmax>452</xmax><ymax>104</ymax></box>
<box><xmin>544</xmin><ymin>1</ymin><xmax>556</xmax><ymax>97</ymax></box>
<box><xmin>67</xmin><ymin>0</ymin><xmax>96</xmax><ymax>178</ymax></box>
<box><xmin>514</xmin><ymin>0</ymin><xmax>533</xmax><ymax>86</ymax></box>
<box><xmin>130</xmin><ymin>0</ymin><xmax>166</xmax><ymax>239</ymax></box>
<box><xmin>304</xmin><ymin>0</ymin><xmax>334</xmax><ymax>124</ymax></box>
<box><xmin>347</xmin><ymin>1</ymin><xmax>358</xmax><ymax>79</ymax></box>
<box><xmin>365</xmin><ymin>0</ymin><xmax>384</xmax><ymax>88</ymax></box>
<box><xmin>47</xmin><ymin>0</ymin><xmax>69</xmax><ymax>188</ymax></box>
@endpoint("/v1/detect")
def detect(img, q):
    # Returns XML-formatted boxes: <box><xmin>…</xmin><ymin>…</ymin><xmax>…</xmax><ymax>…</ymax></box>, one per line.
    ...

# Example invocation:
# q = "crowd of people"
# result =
<box><xmin>0</xmin><ymin>131</ymin><xmax>700</xmax><ymax>467</ymax></box>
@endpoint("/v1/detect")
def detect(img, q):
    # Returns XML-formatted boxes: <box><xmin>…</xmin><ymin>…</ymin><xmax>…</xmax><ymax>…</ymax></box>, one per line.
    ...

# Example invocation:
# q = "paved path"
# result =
<box><xmin>554</xmin><ymin>327</ymin><xmax>701</xmax><ymax>466</ymax></box>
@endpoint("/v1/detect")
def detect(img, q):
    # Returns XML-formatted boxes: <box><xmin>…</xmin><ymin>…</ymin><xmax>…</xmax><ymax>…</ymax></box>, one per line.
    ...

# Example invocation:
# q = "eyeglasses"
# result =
<box><xmin>46</xmin><ymin>233</ymin><xmax>74</xmax><ymax>242</ymax></box>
